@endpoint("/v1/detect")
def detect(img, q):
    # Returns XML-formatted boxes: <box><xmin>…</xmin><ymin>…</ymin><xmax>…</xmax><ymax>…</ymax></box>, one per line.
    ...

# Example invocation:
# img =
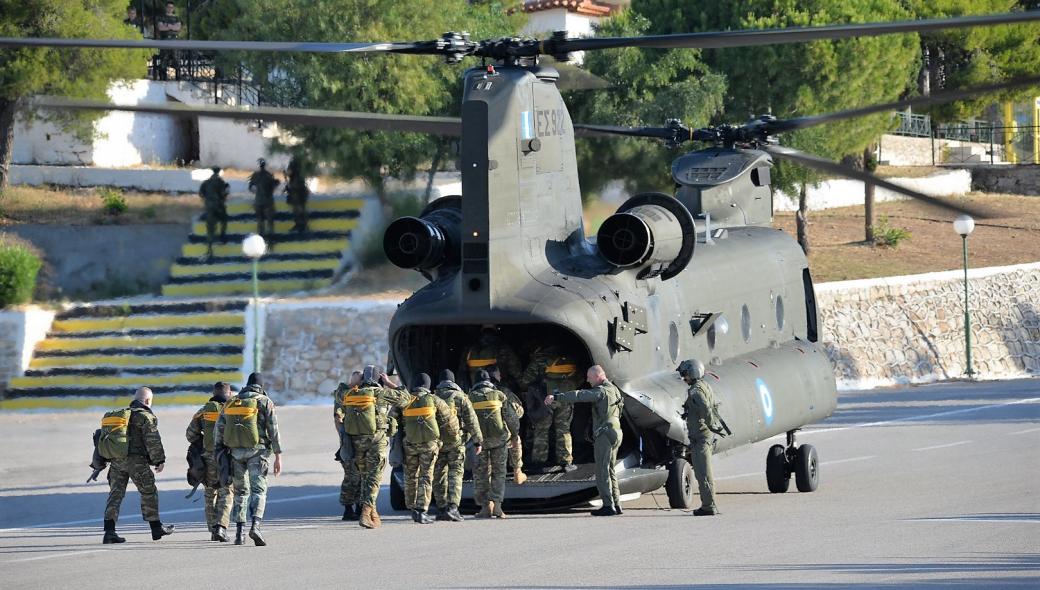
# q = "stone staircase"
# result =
<box><xmin>3</xmin><ymin>301</ymin><xmax>247</xmax><ymax>409</ymax></box>
<box><xmin>162</xmin><ymin>196</ymin><xmax>361</xmax><ymax>297</ymax></box>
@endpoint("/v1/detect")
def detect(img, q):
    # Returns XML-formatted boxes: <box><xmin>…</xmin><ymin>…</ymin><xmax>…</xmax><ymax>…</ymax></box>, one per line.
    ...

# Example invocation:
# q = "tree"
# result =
<box><xmin>0</xmin><ymin>0</ymin><xmax>146</xmax><ymax>191</ymax></box>
<box><xmin>194</xmin><ymin>0</ymin><xmax>523</xmax><ymax>207</ymax></box>
<box><xmin>567</xmin><ymin>10</ymin><xmax>727</xmax><ymax>200</ymax></box>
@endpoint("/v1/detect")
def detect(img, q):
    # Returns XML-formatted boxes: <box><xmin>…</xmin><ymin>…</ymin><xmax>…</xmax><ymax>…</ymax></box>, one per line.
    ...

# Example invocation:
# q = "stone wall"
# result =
<box><xmin>0</xmin><ymin>307</ymin><xmax>55</xmax><ymax>392</ymax></box>
<box><xmin>970</xmin><ymin>165</ymin><xmax>1040</xmax><ymax>196</ymax></box>
<box><xmin>817</xmin><ymin>262</ymin><xmax>1040</xmax><ymax>389</ymax></box>
<box><xmin>773</xmin><ymin>169</ymin><xmax>970</xmax><ymax>212</ymax></box>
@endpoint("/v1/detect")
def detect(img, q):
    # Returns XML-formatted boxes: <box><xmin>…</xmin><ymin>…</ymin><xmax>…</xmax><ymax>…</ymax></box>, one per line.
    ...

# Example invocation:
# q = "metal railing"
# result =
<box><xmin>148</xmin><ymin>50</ymin><xmax>301</xmax><ymax>109</ymax></box>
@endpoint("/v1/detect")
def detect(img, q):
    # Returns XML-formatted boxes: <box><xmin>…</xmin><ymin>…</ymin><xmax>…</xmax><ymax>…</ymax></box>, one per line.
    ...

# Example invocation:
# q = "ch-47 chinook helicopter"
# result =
<box><xmin>6</xmin><ymin>9</ymin><xmax>1039</xmax><ymax>509</ymax></box>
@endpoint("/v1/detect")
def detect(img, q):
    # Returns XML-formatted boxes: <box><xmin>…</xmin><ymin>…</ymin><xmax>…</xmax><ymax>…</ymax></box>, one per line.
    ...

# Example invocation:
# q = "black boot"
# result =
<box><xmin>614</xmin><ymin>504</ymin><xmax>624</xmax><ymax>515</ymax></box>
<box><xmin>434</xmin><ymin>505</ymin><xmax>451</xmax><ymax>521</ymax></box>
<box><xmin>342</xmin><ymin>504</ymin><xmax>358</xmax><ymax>521</ymax></box>
<box><xmin>149</xmin><ymin>520</ymin><xmax>175</xmax><ymax>540</ymax></box>
<box><xmin>591</xmin><ymin>506</ymin><xmax>617</xmax><ymax>517</ymax></box>
<box><xmin>446</xmin><ymin>504</ymin><xmax>464</xmax><ymax>522</ymax></box>
<box><xmin>102</xmin><ymin>519</ymin><xmax>125</xmax><ymax>544</ymax></box>
<box><xmin>234</xmin><ymin>522</ymin><xmax>245</xmax><ymax>545</ymax></box>
<box><xmin>212</xmin><ymin>525</ymin><xmax>229</xmax><ymax>542</ymax></box>
<box><xmin>249</xmin><ymin>517</ymin><xmax>267</xmax><ymax>546</ymax></box>
<box><xmin>693</xmin><ymin>507</ymin><xmax>719</xmax><ymax>516</ymax></box>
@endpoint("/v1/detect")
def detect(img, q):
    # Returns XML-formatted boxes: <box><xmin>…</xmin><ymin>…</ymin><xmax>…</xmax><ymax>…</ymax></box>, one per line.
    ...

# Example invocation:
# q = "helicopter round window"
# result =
<box><xmin>741</xmin><ymin>304</ymin><xmax>751</xmax><ymax>342</ymax></box>
<box><xmin>668</xmin><ymin>321</ymin><xmax>679</xmax><ymax>363</ymax></box>
<box><xmin>775</xmin><ymin>295</ymin><xmax>785</xmax><ymax>330</ymax></box>
<box><xmin>707</xmin><ymin>323</ymin><xmax>716</xmax><ymax>351</ymax></box>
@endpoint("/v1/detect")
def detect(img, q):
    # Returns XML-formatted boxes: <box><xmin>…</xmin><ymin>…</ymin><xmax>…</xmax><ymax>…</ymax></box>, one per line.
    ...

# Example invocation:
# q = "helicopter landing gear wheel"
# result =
<box><xmin>795</xmin><ymin>444</ymin><xmax>819</xmax><ymax>492</ymax></box>
<box><xmin>665</xmin><ymin>457</ymin><xmax>695</xmax><ymax>509</ymax></box>
<box><xmin>765</xmin><ymin>444</ymin><xmax>791</xmax><ymax>493</ymax></box>
<box><xmin>765</xmin><ymin>430</ymin><xmax>819</xmax><ymax>493</ymax></box>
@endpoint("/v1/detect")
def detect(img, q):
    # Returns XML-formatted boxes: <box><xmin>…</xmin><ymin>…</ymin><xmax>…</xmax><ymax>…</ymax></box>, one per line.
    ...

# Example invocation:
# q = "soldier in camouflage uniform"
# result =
<box><xmin>214</xmin><ymin>373</ymin><xmax>282</xmax><ymax>546</ymax></box>
<box><xmin>198</xmin><ymin>166</ymin><xmax>229</xmax><ymax>260</ymax></box>
<box><xmin>284</xmin><ymin>155</ymin><xmax>310</xmax><ymax>233</ymax></box>
<box><xmin>679</xmin><ymin>359</ymin><xmax>726</xmax><ymax>516</ymax></box>
<box><xmin>521</xmin><ymin>345</ymin><xmax>582</xmax><ymax>472</ymax></box>
<box><xmin>462</xmin><ymin>325</ymin><xmax>523</xmax><ymax>389</ymax></box>
<box><xmin>490</xmin><ymin>365</ymin><xmax>527</xmax><ymax>485</ymax></box>
<box><xmin>469</xmin><ymin>369</ymin><xmax>520</xmax><ymax>518</ymax></box>
<box><xmin>185</xmin><ymin>382</ymin><xmax>233</xmax><ymax>541</ymax></box>
<box><xmin>333</xmin><ymin>371</ymin><xmax>363</xmax><ymax>521</ymax></box>
<box><xmin>544</xmin><ymin>365</ymin><xmax>625</xmax><ymax>516</ymax></box>
<box><xmin>248</xmin><ymin>159</ymin><xmax>280</xmax><ymax>246</ymax></box>
<box><xmin>402</xmin><ymin>373</ymin><xmax>460</xmax><ymax>524</ymax></box>
<box><xmin>102</xmin><ymin>387</ymin><xmax>175</xmax><ymax>543</ymax></box>
<box><xmin>432</xmin><ymin>369</ymin><xmax>482</xmax><ymax>522</ymax></box>
<box><xmin>342</xmin><ymin>365</ymin><xmax>413</xmax><ymax>529</ymax></box>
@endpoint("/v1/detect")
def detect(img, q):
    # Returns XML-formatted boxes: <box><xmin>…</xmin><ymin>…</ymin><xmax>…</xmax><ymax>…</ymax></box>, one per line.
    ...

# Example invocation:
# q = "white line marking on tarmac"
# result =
<box><xmin>806</xmin><ymin>396</ymin><xmax>1040</xmax><ymax>436</ymax></box>
<box><xmin>904</xmin><ymin>517</ymin><xmax>1040</xmax><ymax>524</ymax></box>
<box><xmin>1008</xmin><ymin>426</ymin><xmax>1040</xmax><ymax>436</ymax></box>
<box><xmin>821</xmin><ymin>455</ymin><xmax>875</xmax><ymax>465</ymax></box>
<box><xmin>4</xmin><ymin>549</ymin><xmax>108</xmax><ymax>564</ymax></box>
<box><xmin>913</xmin><ymin>440</ymin><xmax>972</xmax><ymax>452</ymax></box>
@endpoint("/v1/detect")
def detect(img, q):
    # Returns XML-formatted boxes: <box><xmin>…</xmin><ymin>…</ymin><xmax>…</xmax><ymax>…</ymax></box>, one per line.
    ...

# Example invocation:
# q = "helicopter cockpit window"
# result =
<box><xmin>741</xmin><ymin>304</ymin><xmax>751</xmax><ymax>342</ymax></box>
<box><xmin>706</xmin><ymin>323</ymin><xmax>716</xmax><ymax>351</ymax></box>
<box><xmin>775</xmin><ymin>295</ymin><xmax>785</xmax><ymax>330</ymax></box>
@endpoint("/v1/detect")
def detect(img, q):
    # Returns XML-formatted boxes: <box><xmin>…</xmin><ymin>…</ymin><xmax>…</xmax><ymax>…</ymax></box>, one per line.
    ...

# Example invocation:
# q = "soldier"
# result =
<box><xmin>101</xmin><ymin>387</ymin><xmax>175</xmax><ymax>543</ymax></box>
<box><xmin>284</xmin><ymin>155</ymin><xmax>310</xmax><ymax>233</ymax></box>
<box><xmin>185</xmin><ymin>382</ymin><xmax>234</xmax><ymax>541</ymax></box>
<box><xmin>678</xmin><ymin>358</ymin><xmax>726</xmax><ymax>516</ymax></box>
<box><xmin>248</xmin><ymin>158</ymin><xmax>280</xmax><ymax>246</ymax></box>
<box><xmin>521</xmin><ymin>345</ymin><xmax>582</xmax><ymax>472</ymax></box>
<box><xmin>333</xmin><ymin>371</ymin><xmax>363</xmax><ymax>521</ymax></box>
<box><xmin>462</xmin><ymin>325</ymin><xmax>523</xmax><ymax>389</ymax></box>
<box><xmin>490</xmin><ymin>365</ymin><xmax>527</xmax><ymax>485</ymax></box>
<box><xmin>469</xmin><ymin>369</ymin><xmax>520</xmax><ymax>519</ymax></box>
<box><xmin>402</xmin><ymin>373</ymin><xmax>459</xmax><ymax>524</ymax></box>
<box><xmin>155</xmin><ymin>2</ymin><xmax>182</xmax><ymax>80</ymax></box>
<box><xmin>341</xmin><ymin>365</ymin><xmax>412</xmax><ymax>529</ymax></box>
<box><xmin>544</xmin><ymin>365</ymin><xmax>624</xmax><ymax>516</ymax></box>
<box><xmin>214</xmin><ymin>372</ymin><xmax>282</xmax><ymax>546</ymax></box>
<box><xmin>432</xmin><ymin>369</ymin><xmax>482</xmax><ymax>522</ymax></box>
<box><xmin>198</xmin><ymin>166</ymin><xmax>229</xmax><ymax>260</ymax></box>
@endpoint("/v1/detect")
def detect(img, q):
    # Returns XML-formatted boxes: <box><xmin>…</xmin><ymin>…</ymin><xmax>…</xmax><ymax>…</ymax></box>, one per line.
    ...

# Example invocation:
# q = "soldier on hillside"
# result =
<box><xmin>185</xmin><ymin>382</ymin><xmax>233</xmax><ymax>541</ymax></box>
<box><xmin>249</xmin><ymin>158</ymin><xmax>280</xmax><ymax>246</ymax></box>
<box><xmin>198</xmin><ymin>166</ymin><xmax>229</xmax><ymax>260</ymax></box>
<box><xmin>285</xmin><ymin>156</ymin><xmax>310</xmax><ymax>233</ymax></box>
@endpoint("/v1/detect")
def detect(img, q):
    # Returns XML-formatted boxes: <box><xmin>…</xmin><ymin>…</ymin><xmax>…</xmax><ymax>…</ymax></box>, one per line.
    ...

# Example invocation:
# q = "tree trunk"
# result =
<box><xmin>864</xmin><ymin>144</ymin><xmax>876</xmax><ymax>243</ymax></box>
<box><xmin>424</xmin><ymin>141</ymin><xmax>446</xmax><ymax>202</ymax></box>
<box><xmin>0</xmin><ymin>98</ymin><xmax>18</xmax><ymax>194</ymax></box>
<box><xmin>796</xmin><ymin>182</ymin><xmax>810</xmax><ymax>256</ymax></box>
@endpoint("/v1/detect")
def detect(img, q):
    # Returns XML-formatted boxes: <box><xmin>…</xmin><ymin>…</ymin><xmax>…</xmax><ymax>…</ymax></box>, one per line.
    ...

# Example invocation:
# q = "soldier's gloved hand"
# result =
<box><xmin>273</xmin><ymin>454</ymin><xmax>283</xmax><ymax>476</ymax></box>
<box><xmin>543</xmin><ymin>394</ymin><xmax>555</xmax><ymax>406</ymax></box>
<box><xmin>154</xmin><ymin>463</ymin><xmax>165</xmax><ymax>474</ymax></box>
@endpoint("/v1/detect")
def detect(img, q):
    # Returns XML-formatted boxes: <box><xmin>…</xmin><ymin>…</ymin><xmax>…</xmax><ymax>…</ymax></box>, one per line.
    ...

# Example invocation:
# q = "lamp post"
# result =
<box><xmin>242</xmin><ymin>233</ymin><xmax>266</xmax><ymax>373</ymax></box>
<box><xmin>952</xmin><ymin>215</ymin><xmax>975</xmax><ymax>378</ymax></box>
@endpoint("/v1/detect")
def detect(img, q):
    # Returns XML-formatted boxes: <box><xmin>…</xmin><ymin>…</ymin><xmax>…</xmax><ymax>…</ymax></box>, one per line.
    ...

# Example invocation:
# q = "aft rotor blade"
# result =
<box><xmin>573</xmin><ymin>124</ymin><xmax>675</xmax><ymax>140</ymax></box>
<box><xmin>556</xmin><ymin>11</ymin><xmax>1040</xmax><ymax>53</ymax></box>
<box><xmin>0</xmin><ymin>37</ymin><xmax>430</xmax><ymax>54</ymax></box>
<box><xmin>771</xmin><ymin>74</ymin><xmax>1040</xmax><ymax>134</ymax></box>
<box><xmin>762</xmin><ymin>144</ymin><xmax>992</xmax><ymax>218</ymax></box>
<box><xmin>29</xmin><ymin>97</ymin><xmax>462</xmax><ymax>136</ymax></box>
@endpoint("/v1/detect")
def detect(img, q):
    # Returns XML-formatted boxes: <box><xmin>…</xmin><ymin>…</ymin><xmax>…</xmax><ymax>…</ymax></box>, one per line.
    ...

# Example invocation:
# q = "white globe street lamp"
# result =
<box><xmin>952</xmin><ymin>215</ymin><xmax>975</xmax><ymax>378</ymax></box>
<box><xmin>242</xmin><ymin>234</ymin><xmax>266</xmax><ymax>373</ymax></box>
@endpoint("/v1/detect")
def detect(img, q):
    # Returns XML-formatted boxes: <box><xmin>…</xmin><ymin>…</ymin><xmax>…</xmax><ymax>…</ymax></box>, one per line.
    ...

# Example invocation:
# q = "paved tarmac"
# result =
<box><xmin>0</xmin><ymin>378</ymin><xmax>1037</xmax><ymax>589</ymax></box>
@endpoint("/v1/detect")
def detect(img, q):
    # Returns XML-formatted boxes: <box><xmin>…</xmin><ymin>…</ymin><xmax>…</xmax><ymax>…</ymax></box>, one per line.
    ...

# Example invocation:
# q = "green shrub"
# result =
<box><xmin>873</xmin><ymin>216</ymin><xmax>911</xmax><ymax>248</ymax></box>
<box><xmin>0</xmin><ymin>240</ymin><xmax>43</xmax><ymax>306</ymax></box>
<box><xmin>99</xmin><ymin>187</ymin><xmax>128</xmax><ymax>216</ymax></box>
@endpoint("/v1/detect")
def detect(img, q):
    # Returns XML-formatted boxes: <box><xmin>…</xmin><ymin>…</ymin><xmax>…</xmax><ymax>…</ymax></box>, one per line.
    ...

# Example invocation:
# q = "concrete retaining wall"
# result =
<box><xmin>773</xmin><ymin>169</ymin><xmax>971</xmax><ymax>212</ymax></box>
<box><xmin>971</xmin><ymin>165</ymin><xmax>1040</xmax><ymax>196</ymax></box>
<box><xmin>10</xmin><ymin>165</ymin><xmax>253</xmax><ymax>193</ymax></box>
<box><xmin>0</xmin><ymin>307</ymin><xmax>55</xmax><ymax>392</ymax></box>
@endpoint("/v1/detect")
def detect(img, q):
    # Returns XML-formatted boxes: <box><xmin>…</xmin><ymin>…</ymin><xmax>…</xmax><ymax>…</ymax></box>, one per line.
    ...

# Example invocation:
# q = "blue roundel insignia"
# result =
<box><xmin>756</xmin><ymin>378</ymin><xmax>774</xmax><ymax>425</ymax></box>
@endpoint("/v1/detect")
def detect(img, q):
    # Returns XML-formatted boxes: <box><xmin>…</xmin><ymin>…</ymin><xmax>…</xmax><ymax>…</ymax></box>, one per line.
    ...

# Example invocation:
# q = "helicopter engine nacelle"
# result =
<box><xmin>383</xmin><ymin>196</ymin><xmax>462</xmax><ymax>273</ymax></box>
<box><xmin>596</xmin><ymin>193</ymin><xmax>696</xmax><ymax>280</ymax></box>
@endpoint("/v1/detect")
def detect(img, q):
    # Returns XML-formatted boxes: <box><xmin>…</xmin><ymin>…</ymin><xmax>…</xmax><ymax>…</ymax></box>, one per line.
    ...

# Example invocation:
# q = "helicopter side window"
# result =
<box><xmin>741</xmin><ymin>304</ymin><xmax>751</xmax><ymax>343</ymax></box>
<box><xmin>776</xmin><ymin>295</ymin><xmax>785</xmax><ymax>331</ymax></box>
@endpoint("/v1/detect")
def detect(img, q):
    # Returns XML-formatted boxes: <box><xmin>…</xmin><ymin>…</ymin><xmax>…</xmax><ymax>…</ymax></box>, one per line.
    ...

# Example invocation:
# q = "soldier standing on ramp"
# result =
<box><xmin>248</xmin><ymin>158</ymin><xmax>280</xmax><ymax>246</ymax></box>
<box><xmin>469</xmin><ymin>369</ymin><xmax>520</xmax><ymax>519</ymax></box>
<box><xmin>215</xmin><ymin>372</ymin><xmax>283</xmax><ymax>546</ymax></box>
<box><xmin>679</xmin><ymin>359</ymin><xmax>727</xmax><ymax>516</ymax></box>
<box><xmin>284</xmin><ymin>155</ymin><xmax>310</xmax><ymax>233</ymax></box>
<box><xmin>522</xmin><ymin>345</ymin><xmax>581</xmax><ymax>473</ymax></box>
<box><xmin>99</xmin><ymin>387</ymin><xmax>175</xmax><ymax>543</ymax></box>
<box><xmin>402</xmin><ymin>373</ymin><xmax>459</xmax><ymax>524</ymax></box>
<box><xmin>198</xmin><ymin>166</ymin><xmax>229</xmax><ymax>260</ymax></box>
<box><xmin>544</xmin><ymin>365</ymin><xmax>624</xmax><ymax>517</ymax></box>
<box><xmin>490</xmin><ymin>365</ymin><xmax>526</xmax><ymax>485</ymax></box>
<box><xmin>432</xmin><ymin>369</ymin><xmax>482</xmax><ymax>522</ymax></box>
<box><xmin>185</xmin><ymin>382</ymin><xmax>233</xmax><ymax>541</ymax></box>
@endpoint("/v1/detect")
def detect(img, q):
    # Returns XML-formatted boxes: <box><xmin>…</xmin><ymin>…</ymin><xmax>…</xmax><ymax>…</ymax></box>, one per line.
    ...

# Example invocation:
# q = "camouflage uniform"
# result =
<box><xmin>248</xmin><ymin>167</ymin><xmax>280</xmax><ymax>243</ymax></box>
<box><xmin>521</xmin><ymin>349</ymin><xmax>582</xmax><ymax>466</ymax></box>
<box><xmin>554</xmin><ymin>380</ymin><xmax>624</xmax><ymax>511</ymax></box>
<box><xmin>402</xmin><ymin>389</ymin><xmax>459</xmax><ymax>512</ymax></box>
<box><xmin>343</xmin><ymin>383</ymin><xmax>412</xmax><ymax>509</ymax></box>
<box><xmin>105</xmin><ymin>400</ymin><xmax>166</xmax><ymax>523</ymax></box>
<box><xmin>462</xmin><ymin>332</ymin><xmax>523</xmax><ymax>390</ymax></box>
<box><xmin>469</xmin><ymin>381</ymin><xmax>520</xmax><ymax>507</ymax></box>
<box><xmin>685</xmin><ymin>379</ymin><xmax>722</xmax><ymax>512</ymax></box>
<box><xmin>333</xmin><ymin>384</ymin><xmax>361</xmax><ymax>508</ymax></box>
<box><xmin>198</xmin><ymin>171</ymin><xmax>229</xmax><ymax>258</ymax></box>
<box><xmin>285</xmin><ymin>156</ymin><xmax>310</xmax><ymax>232</ymax></box>
<box><xmin>432</xmin><ymin>381</ymin><xmax>482</xmax><ymax>511</ymax></box>
<box><xmin>214</xmin><ymin>385</ymin><xmax>282</xmax><ymax>523</ymax></box>
<box><xmin>499</xmin><ymin>383</ymin><xmax>525</xmax><ymax>475</ymax></box>
<box><xmin>186</xmin><ymin>396</ymin><xmax>232</xmax><ymax>531</ymax></box>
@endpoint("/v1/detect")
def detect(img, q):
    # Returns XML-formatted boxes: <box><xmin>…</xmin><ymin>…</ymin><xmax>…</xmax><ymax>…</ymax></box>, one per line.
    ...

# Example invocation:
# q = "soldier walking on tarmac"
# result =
<box><xmin>185</xmin><ymin>382</ymin><xmax>234</xmax><ymax>541</ymax></box>
<box><xmin>678</xmin><ymin>359</ymin><xmax>727</xmax><ymax>516</ymax></box>
<box><xmin>214</xmin><ymin>373</ymin><xmax>283</xmax><ymax>546</ymax></box>
<box><xmin>432</xmin><ymin>369</ymin><xmax>482</xmax><ymax>522</ymax></box>
<box><xmin>248</xmin><ymin>158</ymin><xmax>280</xmax><ymax>246</ymax></box>
<box><xmin>198</xmin><ymin>166</ymin><xmax>229</xmax><ymax>260</ymax></box>
<box><xmin>402</xmin><ymin>373</ymin><xmax>459</xmax><ymax>524</ymax></box>
<box><xmin>334</xmin><ymin>371</ymin><xmax>363</xmax><ymax>521</ymax></box>
<box><xmin>284</xmin><ymin>155</ymin><xmax>310</xmax><ymax>233</ymax></box>
<box><xmin>99</xmin><ymin>387</ymin><xmax>175</xmax><ymax>543</ymax></box>
<box><xmin>469</xmin><ymin>369</ymin><xmax>520</xmax><ymax>519</ymax></box>
<box><xmin>544</xmin><ymin>365</ymin><xmax>624</xmax><ymax>516</ymax></box>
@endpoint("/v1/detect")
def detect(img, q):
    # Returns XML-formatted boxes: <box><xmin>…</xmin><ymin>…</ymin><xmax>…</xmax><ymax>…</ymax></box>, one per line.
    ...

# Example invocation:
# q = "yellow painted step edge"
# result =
<box><xmin>225</xmin><ymin>198</ymin><xmax>365</xmax><ymax>215</ymax></box>
<box><xmin>37</xmin><ymin>334</ymin><xmax>244</xmax><ymax>351</ymax></box>
<box><xmin>30</xmin><ymin>354</ymin><xmax>243</xmax><ymax>369</ymax></box>
<box><xmin>53</xmin><ymin>313</ymin><xmax>243</xmax><ymax>333</ymax></box>
<box><xmin>10</xmin><ymin>371</ymin><xmax>242</xmax><ymax>389</ymax></box>
<box><xmin>191</xmin><ymin>218</ymin><xmax>357</xmax><ymax>235</ymax></box>
<box><xmin>0</xmin><ymin>394</ymin><xmax>214</xmax><ymax>411</ymax></box>
<box><xmin>170</xmin><ymin>258</ymin><xmax>339</xmax><ymax>278</ymax></box>
<box><xmin>163</xmin><ymin>278</ymin><xmax>332</xmax><ymax>297</ymax></box>
<box><xmin>182</xmin><ymin>239</ymin><xmax>347</xmax><ymax>258</ymax></box>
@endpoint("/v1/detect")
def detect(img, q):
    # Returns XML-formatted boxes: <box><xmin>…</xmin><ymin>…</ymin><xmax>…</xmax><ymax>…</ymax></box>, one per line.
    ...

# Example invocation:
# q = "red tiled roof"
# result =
<box><xmin>522</xmin><ymin>0</ymin><xmax>616</xmax><ymax>17</ymax></box>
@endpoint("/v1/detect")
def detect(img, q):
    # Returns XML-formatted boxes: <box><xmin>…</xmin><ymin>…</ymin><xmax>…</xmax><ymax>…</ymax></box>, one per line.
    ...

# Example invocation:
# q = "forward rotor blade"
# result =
<box><xmin>0</xmin><ymin>37</ymin><xmax>428</xmax><ymax>54</ymax></box>
<box><xmin>556</xmin><ymin>11</ymin><xmax>1040</xmax><ymax>53</ymax></box>
<box><xmin>770</xmin><ymin>74</ymin><xmax>1040</xmax><ymax>134</ymax></box>
<box><xmin>29</xmin><ymin>97</ymin><xmax>462</xmax><ymax>136</ymax></box>
<box><xmin>573</xmin><ymin>123</ymin><xmax>674</xmax><ymax>140</ymax></box>
<box><xmin>762</xmin><ymin>144</ymin><xmax>992</xmax><ymax>218</ymax></box>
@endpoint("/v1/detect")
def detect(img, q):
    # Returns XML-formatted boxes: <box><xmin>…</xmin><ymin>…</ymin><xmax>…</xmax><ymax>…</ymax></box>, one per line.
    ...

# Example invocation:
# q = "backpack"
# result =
<box><xmin>403</xmin><ymin>394</ymin><xmax>440</xmax><ymax>443</ymax></box>
<box><xmin>469</xmin><ymin>386</ymin><xmax>506</xmax><ymax>440</ymax></box>
<box><xmin>198</xmin><ymin>400</ymin><xmax>223</xmax><ymax>452</ymax></box>
<box><xmin>343</xmin><ymin>386</ymin><xmax>378</xmax><ymax>436</ymax></box>
<box><xmin>98</xmin><ymin>409</ymin><xmax>131</xmax><ymax>460</ymax></box>
<box><xmin>223</xmin><ymin>397</ymin><xmax>260</xmax><ymax>449</ymax></box>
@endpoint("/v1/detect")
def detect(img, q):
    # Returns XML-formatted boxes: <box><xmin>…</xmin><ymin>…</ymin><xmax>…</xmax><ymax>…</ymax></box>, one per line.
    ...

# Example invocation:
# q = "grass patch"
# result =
<box><xmin>0</xmin><ymin>185</ymin><xmax>201</xmax><ymax>225</ymax></box>
<box><xmin>0</xmin><ymin>236</ymin><xmax>43</xmax><ymax>307</ymax></box>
